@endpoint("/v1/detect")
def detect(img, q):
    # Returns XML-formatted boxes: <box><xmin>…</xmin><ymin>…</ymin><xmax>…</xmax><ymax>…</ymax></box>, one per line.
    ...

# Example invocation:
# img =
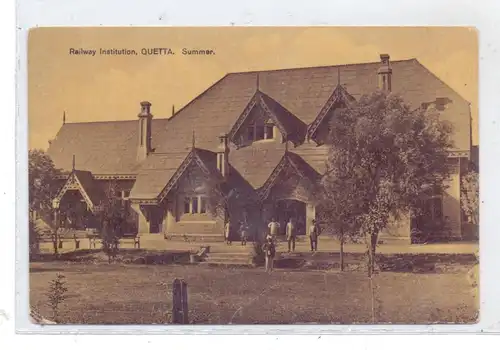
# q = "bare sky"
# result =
<box><xmin>28</xmin><ymin>27</ymin><xmax>478</xmax><ymax>149</ymax></box>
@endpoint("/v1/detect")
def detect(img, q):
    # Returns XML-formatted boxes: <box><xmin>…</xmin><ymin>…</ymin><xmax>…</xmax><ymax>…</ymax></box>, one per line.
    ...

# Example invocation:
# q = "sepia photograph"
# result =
<box><xmin>27</xmin><ymin>27</ymin><xmax>479</xmax><ymax>325</ymax></box>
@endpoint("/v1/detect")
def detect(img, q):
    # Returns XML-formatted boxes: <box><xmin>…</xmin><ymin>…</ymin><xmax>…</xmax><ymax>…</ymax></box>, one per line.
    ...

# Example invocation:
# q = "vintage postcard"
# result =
<box><xmin>27</xmin><ymin>27</ymin><xmax>479</xmax><ymax>325</ymax></box>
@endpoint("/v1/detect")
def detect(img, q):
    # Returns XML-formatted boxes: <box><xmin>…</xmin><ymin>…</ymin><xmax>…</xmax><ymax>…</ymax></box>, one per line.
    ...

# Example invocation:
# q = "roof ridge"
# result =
<box><xmin>228</xmin><ymin>58</ymin><xmax>417</xmax><ymax>76</ymax></box>
<box><xmin>63</xmin><ymin>118</ymin><xmax>170</xmax><ymax>125</ymax></box>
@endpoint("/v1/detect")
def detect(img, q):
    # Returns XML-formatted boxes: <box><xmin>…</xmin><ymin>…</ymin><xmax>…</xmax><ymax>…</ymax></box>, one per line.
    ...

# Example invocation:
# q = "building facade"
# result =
<box><xmin>47</xmin><ymin>54</ymin><xmax>473</xmax><ymax>243</ymax></box>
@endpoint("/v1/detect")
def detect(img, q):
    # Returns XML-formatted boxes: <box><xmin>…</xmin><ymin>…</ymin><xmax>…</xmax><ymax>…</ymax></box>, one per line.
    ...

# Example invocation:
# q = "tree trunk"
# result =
<box><xmin>340</xmin><ymin>230</ymin><xmax>345</xmax><ymax>272</ymax></box>
<box><xmin>367</xmin><ymin>246</ymin><xmax>372</xmax><ymax>277</ymax></box>
<box><xmin>369</xmin><ymin>275</ymin><xmax>377</xmax><ymax>323</ymax></box>
<box><xmin>367</xmin><ymin>233</ymin><xmax>378</xmax><ymax>276</ymax></box>
<box><xmin>53</xmin><ymin>232</ymin><xmax>59</xmax><ymax>257</ymax></box>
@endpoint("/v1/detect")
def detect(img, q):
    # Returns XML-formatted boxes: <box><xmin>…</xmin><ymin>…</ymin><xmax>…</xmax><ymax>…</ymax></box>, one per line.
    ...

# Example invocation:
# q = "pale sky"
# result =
<box><xmin>28</xmin><ymin>27</ymin><xmax>478</xmax><ymax>150</ymax></box>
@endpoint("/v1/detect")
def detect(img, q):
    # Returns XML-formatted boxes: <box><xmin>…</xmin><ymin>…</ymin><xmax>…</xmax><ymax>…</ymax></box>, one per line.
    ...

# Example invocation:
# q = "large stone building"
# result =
<box><xmin>47</xmin><ymin>54</ymin><xmax>472</xmax><ymax>243</ymax></box>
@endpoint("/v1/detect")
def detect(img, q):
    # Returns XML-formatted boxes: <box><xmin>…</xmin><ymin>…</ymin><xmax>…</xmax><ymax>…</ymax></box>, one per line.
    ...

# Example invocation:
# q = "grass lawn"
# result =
<box><xmin>30</xmin><ymin>262</ymin><xmax>477</xmax><ymax>325</ymax></box>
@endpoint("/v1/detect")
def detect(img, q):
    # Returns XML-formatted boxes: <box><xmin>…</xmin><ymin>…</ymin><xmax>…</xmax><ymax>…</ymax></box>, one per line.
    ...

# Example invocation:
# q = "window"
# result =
<box><xmin>264</xmin><ymin>124</ymin><xmax>274</xmax><ymax>139</ymax></box>
<box><xmin>183</xmin><ymin>196</ymin><xmax>207</xmax><ymax>214</ymax></box>
<box><xmin>255</xmin><ymin>125</ymin><xmax>265</xmax><ymax>140</ymax></box>
<box><xmin>217</xmin><ymin>153</ymin><xmax>223</xmax><ymax>170</ymax></box>
<box><xmin>247</xmin><ymin>125</ymin><xmax>254</xmax><ymax>141</ymax></box>
<box><xmin>199</xmin><ymin>197</ymin><xmax>207</xmax><ymax>214</ymax></box>
<box><xmin>192</xmin><ymin>196</ymin><xmax>199</xmax><ymax>214</ymax></box>
<box><xmin>246</xmin><ymin>121</ymin><xmax>276</xmax><ymax>142</ymax></box>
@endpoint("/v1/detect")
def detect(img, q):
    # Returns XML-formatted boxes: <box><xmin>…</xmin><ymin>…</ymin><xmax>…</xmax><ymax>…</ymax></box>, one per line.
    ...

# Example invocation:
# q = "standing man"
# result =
<box><xmin>240</xmin><ymin>221</ymin><xmax>248</xmax><ymax>246</ymax></box>
<box><xmin>268</xmin><ymin>217</ymin><xmax>280</xmax><ymax>240</ymax></box>
<box><xmin>309</xmin><ymin>219</ymin><xmax>320</xmax><ymax>252</ymax></box>
<box><xmin>262</xmin><ymin>235</ymin><xmax>276</xmax><ymax>272</ymax></box>
<box><xmin>224</xmin><ymin>218</ymin><xmax>232</xmax><ymax>245</ymax></box>
<box><xmin>286</xmin><ymin>218</ymin><xmax>296</xmax><ymax>253</ymax></box>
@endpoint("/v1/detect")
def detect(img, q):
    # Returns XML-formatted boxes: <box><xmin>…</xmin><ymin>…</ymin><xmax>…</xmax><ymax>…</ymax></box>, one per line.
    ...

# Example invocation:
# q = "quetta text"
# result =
<box><xmin>68</xmin><ymin>48</ymin><xmax>216</xmax><ymax>56</ymax></box>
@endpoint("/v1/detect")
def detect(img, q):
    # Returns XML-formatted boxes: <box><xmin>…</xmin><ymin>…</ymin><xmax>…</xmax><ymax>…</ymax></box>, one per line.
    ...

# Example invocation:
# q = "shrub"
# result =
<box><xmin>46</xmin><ymin>273</ymin><xmax>68</xmax><ymax>322</ymax></box>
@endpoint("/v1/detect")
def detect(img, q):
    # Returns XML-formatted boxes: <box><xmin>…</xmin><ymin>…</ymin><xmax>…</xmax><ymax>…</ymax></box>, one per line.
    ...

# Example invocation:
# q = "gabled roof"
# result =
<box><xmin>130</xmin><ymin>148</ymin><xmax>221</xmax><ymax>203</ymax></box>
<box><xmin>227</xmin><ymin>89</ymin><xmax>307</xmax><ymax>145</ymax></box>
<box><xmin>307</xmin><ymin>83</ymin><xmax>356</xmax><ymax>140</ymax></box>
<box><xmin>52</xmin><ymin>170</ymin><xmax>105</xmax><ymax>212</ymax></box>
<box><xmin>48</xmin><ymin>57</ymin><xmax>472</xmax><ymax>199</ymax></box>
<box><xmin>259</xmin><ymin>91</ymin><xmax>308</xmax><ymax>145</ymax></box>
<box><xmin>257</xmin><ymin>151</ymin><xmax>321</xmax><ymax>201</ymax></box>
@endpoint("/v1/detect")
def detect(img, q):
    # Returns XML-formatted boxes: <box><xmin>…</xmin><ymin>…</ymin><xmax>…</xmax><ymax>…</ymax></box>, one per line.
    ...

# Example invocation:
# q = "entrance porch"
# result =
<box><xmin>262</xmin><ymin>199</ymin><xmax>316</xmax><ymax>237</ymax></box>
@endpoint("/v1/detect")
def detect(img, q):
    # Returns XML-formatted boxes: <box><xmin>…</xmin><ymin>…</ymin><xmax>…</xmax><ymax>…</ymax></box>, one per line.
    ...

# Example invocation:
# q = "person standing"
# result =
<box><xmin>224</xmin><ymin>219</ymin><xmax>232</xmax><ymax>245</ymax></box>
<box><xmin>262</xmin><ymin>236</ymin><xmax>276</xmax><ymax>272</ymax></box>
<box><xmin>309</xmin><ymin>219</ymin><xmax>320</xmax><ymax>252</ymax></box>
<box><xmin>240</xmin><ymin>221</ymin><xmax>248</xmax><ymax>246</ymax></box>
<box><xmin>286</xmin><ymin>218</ymin><xmax>296</xmax><ymax>253</ymax></box>
<box><xmin>268</xmin><ymin>217</ymin><xmax>280</xmax><ymax>239</ymax></box>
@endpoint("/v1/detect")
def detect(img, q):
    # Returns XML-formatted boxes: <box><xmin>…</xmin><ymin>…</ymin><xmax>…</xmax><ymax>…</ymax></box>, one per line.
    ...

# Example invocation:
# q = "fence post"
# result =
<box><xmin>172</xmin><ymin>278</ymin><xmax>188</xmax><ymax>324</ymax></box>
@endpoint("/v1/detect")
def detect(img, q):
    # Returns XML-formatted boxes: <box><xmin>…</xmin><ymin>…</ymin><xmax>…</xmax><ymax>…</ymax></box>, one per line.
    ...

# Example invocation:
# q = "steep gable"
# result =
<box><xmin>52</xmin><ymin>170</ymin><xmax>105</xmax><ymax>212</ymax></box>
<box><xmin>130</xmin><ymin>148</ymin><xmax>221</xmax><ymax>203</ymax></box>
<box><xmin>307</xmin><ymin>83</ymin><xmax>355</xmax><ymax>144</ymax></box>
<box><xmin>227</xmin><ymin>89</ymin><xmax>307</xmax><ymax>147</ymax></box>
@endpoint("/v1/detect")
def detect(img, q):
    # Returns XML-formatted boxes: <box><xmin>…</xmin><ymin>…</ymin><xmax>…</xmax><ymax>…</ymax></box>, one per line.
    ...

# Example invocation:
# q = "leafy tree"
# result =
<box><xmin>318</xmin><ymin>148</ymin><xmax>364</xmax><ymax>271</ymax></box>
<box><xmin>29</xmin><ymin>149</ymin><xmax>63</xmax><ymax>256</ymax></box>
<box><xmin>29</xmin><ymin>149</ymin><xmax>61</xmax><ymax>214</ymax></box>
<box><xmin>461</xmin><ymin>170</ymin><xmax>479</xmax><ymax>225</ymax></box>
<box><xmin>100</xmin><ymin>180</ymin><xmax>122</xmax><ymax>263</ymax></box>
<box><xmin>326</xmin><ymin>91</ymin><xmax>453</xmax><ymax>276</ymax></box>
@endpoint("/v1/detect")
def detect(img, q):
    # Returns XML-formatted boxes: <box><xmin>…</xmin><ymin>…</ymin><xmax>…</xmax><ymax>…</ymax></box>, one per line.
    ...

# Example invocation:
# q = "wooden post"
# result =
<box><xmin>172</xmin><ymin>278</ymin><xmax>188</xmax><ymax>324</ymax></box>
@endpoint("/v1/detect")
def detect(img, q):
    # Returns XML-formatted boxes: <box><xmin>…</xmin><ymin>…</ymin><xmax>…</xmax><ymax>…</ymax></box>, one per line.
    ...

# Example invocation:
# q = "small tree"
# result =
<box><xmin>327</xmin><ymin>91</ymin><xmax>453</xmax><ymax>276</ymax></box>
<box><xmin>46</xmin><ymin>273</ymin><xmax>68</xmax><ymax>322</ymax></box>
<box><xmin>100</xmin><ymin>180</ymin><xmax>122</xmax><ymax>263</ymax></box>
<box><xmin>461</xmin><ymin>170</ymin><xmax>479</xmax><ymax>225</ymax></box>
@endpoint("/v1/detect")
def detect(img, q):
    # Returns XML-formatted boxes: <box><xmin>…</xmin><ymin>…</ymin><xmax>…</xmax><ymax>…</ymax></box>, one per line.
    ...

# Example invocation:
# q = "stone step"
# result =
<box><xmin>205</xmin><ymin>253</ymin><xmax>252</xmax><ymax>261</ymax></box>
<box><xmin>164</xmin><ymin>233</ymin><xmax>225</xmax><ymax>243</ymax></box>
<box><xmin>203</xmin><ymin>251</ymin><xmax>254</xmax><ymax>266</ymax></box>
<box><xmin>199</xmin><ymin>261</ymin><xmax>254</xmax><ymax>268</ymax></box>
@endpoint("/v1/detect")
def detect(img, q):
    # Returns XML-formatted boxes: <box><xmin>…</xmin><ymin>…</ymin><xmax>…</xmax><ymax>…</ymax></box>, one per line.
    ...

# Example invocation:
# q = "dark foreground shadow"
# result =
<box><xmin>272</xmin><ymin>252</ymin><xmax>477</xmax><ymax>273</ymax></box>
<box><xmin>31</xmin><ymin>249</ymin><xmax>191</xmax><ymax>265</ymax></box>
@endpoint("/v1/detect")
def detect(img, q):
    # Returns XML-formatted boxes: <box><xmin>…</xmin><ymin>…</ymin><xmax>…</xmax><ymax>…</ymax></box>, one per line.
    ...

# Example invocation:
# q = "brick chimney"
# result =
<box><xmin>377</xmin><ymin>54</ymin><xmax>392</xmax><ymax>92</ymax></box>
<box><xmin>137</xmin><ymin>101</ymin><xmax>153</xmax><ymax>162</ymax></box>
<box><xmin>217</xmin><ymin>133</ymin><xmax>230</xmax><ymax>179</ymax></box>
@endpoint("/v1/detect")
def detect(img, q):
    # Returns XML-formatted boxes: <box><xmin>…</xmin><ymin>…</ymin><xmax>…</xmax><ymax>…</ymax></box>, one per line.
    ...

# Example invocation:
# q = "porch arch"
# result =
<box><xmin>262</xmin><ymin>196</ymin><xmax>316</xmax><ymax>237</ymax></box>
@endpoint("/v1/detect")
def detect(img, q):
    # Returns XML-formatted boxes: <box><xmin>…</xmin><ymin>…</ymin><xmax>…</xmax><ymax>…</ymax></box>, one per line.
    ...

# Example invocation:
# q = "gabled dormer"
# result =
<box><xmin>227</xmin><ymin>77</ymin><xmax>307</xmax><ymax>148</ymax></box>
<box><xmin>307</xmin><ymin>83</ymin><xmax>355</xmax><ymax>145</ymax></box>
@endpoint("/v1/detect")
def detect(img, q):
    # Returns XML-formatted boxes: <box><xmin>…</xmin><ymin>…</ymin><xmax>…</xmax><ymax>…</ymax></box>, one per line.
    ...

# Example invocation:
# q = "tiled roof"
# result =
<box><xmin>48</xmin><ymin>118</ymin><xmax>169</xmax><ymax>174</ymax></box>
<box><xmin>129</xmin><ymin>152</ymin><xmax>189</xmax><ymax>199</ymax></box>
<box><xmin>229</xmin><ymin>141</ymin><xmax>287</xmax><ymax>189</ymax></box>
<box><xmin>48</xmin><ymin>57</ymin><xmax>471</xmax><ymax>200</ymax></box>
